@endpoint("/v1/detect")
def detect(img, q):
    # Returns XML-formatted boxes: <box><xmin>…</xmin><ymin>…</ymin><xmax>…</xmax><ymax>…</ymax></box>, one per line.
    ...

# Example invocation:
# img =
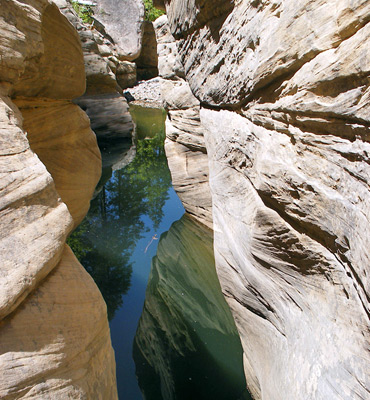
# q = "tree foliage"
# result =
<box><xmin>71</xmin><ymin>1</ymin><xmax>94</xmax><ymax>24</ymax></box>
<box><xmin>144</xmin><ymin>0</ymin><xmax>165</xmax><ymax>21</ymax></box>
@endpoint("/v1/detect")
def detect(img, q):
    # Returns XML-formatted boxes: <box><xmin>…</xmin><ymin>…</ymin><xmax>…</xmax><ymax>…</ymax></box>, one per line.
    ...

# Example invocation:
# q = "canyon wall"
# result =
<box><xmin>154</xmin><ymin>15</ymin><xmax>213</xmax><ymax>228</ymax></box>
<box><xmin>0</xmin><ymin>1</ymin><xmax>117</xmax><ymax>398</ymax></box>
<box><xmin>157</xmin><ymin>0</ymin><xmax>370</xmax><ymax>399</ymax></box>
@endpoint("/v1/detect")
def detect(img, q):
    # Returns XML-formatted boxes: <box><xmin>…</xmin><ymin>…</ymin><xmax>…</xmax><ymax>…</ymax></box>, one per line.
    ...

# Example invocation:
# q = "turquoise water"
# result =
<box><xmin>69</xmin><ymin>105</ymin><xmax>250</xmax><ymax>400</ymax></box>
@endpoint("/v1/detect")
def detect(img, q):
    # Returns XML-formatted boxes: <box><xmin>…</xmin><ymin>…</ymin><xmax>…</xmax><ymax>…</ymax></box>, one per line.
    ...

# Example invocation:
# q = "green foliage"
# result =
<box><xmin>144</xmin><ymin>0</ymin><xmax>165</xmax><ymax>21</ymax></box>
<box><xmin>71</xmin><ymin>1</ymin><xmax>94</xmax><ymax>24</ymax></box>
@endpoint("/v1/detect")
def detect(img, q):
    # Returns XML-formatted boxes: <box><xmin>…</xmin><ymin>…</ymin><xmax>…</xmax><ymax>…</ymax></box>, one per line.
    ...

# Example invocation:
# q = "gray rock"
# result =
<box><xmin>94</xmin><ymin>0</ymin><xmax>145</xmax><ymax>60</ymax></box>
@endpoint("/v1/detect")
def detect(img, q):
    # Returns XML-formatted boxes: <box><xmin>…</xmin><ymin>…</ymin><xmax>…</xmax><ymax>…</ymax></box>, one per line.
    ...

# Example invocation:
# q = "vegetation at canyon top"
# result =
<box><xmin>144</xmin><ymin>0</ymin><xmax>164</xmax><ymax>21</ymax></box>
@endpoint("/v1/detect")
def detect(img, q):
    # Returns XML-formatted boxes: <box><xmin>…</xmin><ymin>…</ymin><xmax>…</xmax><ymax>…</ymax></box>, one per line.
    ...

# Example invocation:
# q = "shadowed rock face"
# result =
<box><xmin>159</xmin><ymin>0</ymin><xmax>370</xmax><ymax>399</ymax></box>
<box><xmin>0</xmin><ymin>1</ymin><xmax>116</xmax><ymax>398</ymax></box>
<box><xmin>134</xmin><ymin>214</ymin><xmax>249</xmax><ymax>400</ymax></box>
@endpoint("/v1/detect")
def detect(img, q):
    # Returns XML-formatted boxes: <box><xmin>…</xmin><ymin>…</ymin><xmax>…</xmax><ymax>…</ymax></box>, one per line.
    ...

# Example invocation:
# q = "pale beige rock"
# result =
<box><xmin>162</xmin><ymin>0</ymin><xmax>370</xmax><ymax>398</ymax></box>
<box><xmin>0</xmin><ymin>93</ymin><xmax>72</xmax><ymax>322</ymax></box>
<box><xmin>15</xmin><ymin>99</ymin><xmax>102</xmax><ymax>228</ymax></box>
<box><xmin>0</xmin><ymin>1</ymin><xmax>117</xmax><ymax>398</ymax></box>
<box><xmin>0</xmin><ymin>1</ymin><xmax>85</xmax><ymax>99</ymax></box>
<box><xmin>201</xmin><ymin>108</ymin><xmax>370</xmax><ymax>400</ymax></box>
<box><xmin>159</xmin><ymin>71</ymin><xmax>212</xmax><ymax>228</ymax></box>
<box><xmin>153</xmin><ymin>16</ymin><xmax>212</xmax><ymax>228</ymax></box>
<box><xmin>154</xmin><ymin>15</ymin><xmax>184</xmax><ymax>79</ymax></box>
<box><xmin>116</xmin><ymin>61</ymin><xmax>137</xmax><ymax>89</ymax></box>
<box><xmin>0</xmin><ymin>245</ymin><xmax>118</xmax><ymax>400</ymax></box>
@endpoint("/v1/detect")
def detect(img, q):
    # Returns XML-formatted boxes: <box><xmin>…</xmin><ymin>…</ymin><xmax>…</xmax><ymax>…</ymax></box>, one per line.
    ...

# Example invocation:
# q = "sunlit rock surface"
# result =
<box><xmin>158</xmin><ymin>0</ymin><xmax>370</xmax><ymax>398</ymax></box>
<box><xmin>0</xmin><ymin>1</ymin><xmax>116</xmax><ymax>398</ymax></box>
<box><xmin>134</xmin><ymin>214</ymin><xmax>249</xmax><ymax>400</ymax></box>
<box><xmin>94</xmin><ymin>0</ymin><xmax>145</xmax><ymax>61</ymax></box>
<box><xmin>154</xmin><ymin>16</ymin><xmax>212</xmax><ymax>228</ymax></box>
<box><xmin>0</xmin><ymin>245</ymin><xmax>117</xmax><ymax>400</ymax></box>
<box><xmin>57</xmin><ymin>0</ymin><xmax>136</xmax><ymax>145</ymax></box>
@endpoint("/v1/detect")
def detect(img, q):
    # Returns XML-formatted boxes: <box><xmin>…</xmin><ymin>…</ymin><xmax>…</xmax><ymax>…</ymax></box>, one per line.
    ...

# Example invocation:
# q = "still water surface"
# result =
<box><xmin>69</xmin><ymin>105</ymin><xmax>250</xmax><ymax>400</ymax></box>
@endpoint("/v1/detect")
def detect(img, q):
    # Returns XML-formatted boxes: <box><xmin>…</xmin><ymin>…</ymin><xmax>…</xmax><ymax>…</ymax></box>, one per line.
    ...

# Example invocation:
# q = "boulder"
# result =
<box><xmin>94</xmin><ymin>0</ymin><xmax>145</xmax><ymax>61</ymax></box>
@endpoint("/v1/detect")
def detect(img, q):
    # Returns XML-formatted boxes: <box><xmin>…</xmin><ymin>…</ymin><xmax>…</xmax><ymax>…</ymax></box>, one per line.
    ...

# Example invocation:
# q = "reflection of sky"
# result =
<box><xmin>110</xmin><ymin>186</ymin><xmax>184</xmax><ymax>400</ymax></box>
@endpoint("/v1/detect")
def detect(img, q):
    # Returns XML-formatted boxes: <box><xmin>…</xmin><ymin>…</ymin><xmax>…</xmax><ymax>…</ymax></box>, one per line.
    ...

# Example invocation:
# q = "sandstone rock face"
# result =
<box><xmin>154</xmin><ymin>14</ymin><xmax>184</xmax><ymax>79</ymax></box>
<box><xmin>57</xmin><ymin>0</ymin><xmax>135</xmax><ymax>145</ymax></box>
<box><xmin>94</xmin><ymin>0</ymin><xmax>145</xmax><ymax>61</ymax></box>
<box><xmin>0</xmin><ymin>1</ymin><xmax>116</xmax><ymax>398</ymax></box>
<box><xmin>15</xmin><ymin>98</ymin><xmax>102</xmax><ymax>227</ymax></box>
<box><xmin>161</xmin><ymin>0</ymin><xmax>370</xmax><ymax>399</ymax></box>
<box><xmin>154</xmin><ymin>16</ymin><xmax>212</xmax><ymax>228</ymax></box>
<box><xmin>0</xmin><ymin>245</ymin><xmax>117</xmax><ymax>400</ymax></box>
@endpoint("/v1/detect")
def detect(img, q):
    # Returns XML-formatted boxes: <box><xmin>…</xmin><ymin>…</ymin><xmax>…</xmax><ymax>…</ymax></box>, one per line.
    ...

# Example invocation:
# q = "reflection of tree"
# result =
<box><xmin>68</xmin><ymin>125</ymin><xmax>172</xmax><ymax>320</ymax></box>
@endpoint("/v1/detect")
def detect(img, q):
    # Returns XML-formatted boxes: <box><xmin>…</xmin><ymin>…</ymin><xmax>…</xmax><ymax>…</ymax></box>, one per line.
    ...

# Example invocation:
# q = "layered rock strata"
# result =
<box><xmin>154</xmin><ymin>15</ymin><xmax>212</xmax><ymax>228</ymax></box>
<box><xmin>0</xmin><ymin>1</ymin><xmax>117</xmax><ymax>398</ymax></box>
<box><xmin>157</xmin><ymin>0</ymin><xmax>370</xmax><ymax>399</ymax></box>
<box><xmin>57</xmin><ymin>0</ymin><xmax>136</xmax><ymax>143</ymax></box>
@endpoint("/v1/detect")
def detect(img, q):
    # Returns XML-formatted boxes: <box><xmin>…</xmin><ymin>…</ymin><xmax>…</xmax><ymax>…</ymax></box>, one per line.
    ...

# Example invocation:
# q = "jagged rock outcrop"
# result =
<box><xmin>134</xmin><ymin>214</ymin><xmax>249</xmax><ymax>400</ymax></box>
<box><xmin>0</xmin><ymin>1</ymin><xmax>117</xmax><ymax>398</ymax></box>
<box><xmin>57</xmin><ymin>0</ymin><xmax>135</xmax><ymax>144</ymax></box>
<box><xmin>157</xmin><ymin>0</ymin><xmax>370</xmax><ymax>399</ymax></box>
<box><xmin>154</xmin><ymin>15</ymin><xmax>212</xmax><ymax>228</ymax></box>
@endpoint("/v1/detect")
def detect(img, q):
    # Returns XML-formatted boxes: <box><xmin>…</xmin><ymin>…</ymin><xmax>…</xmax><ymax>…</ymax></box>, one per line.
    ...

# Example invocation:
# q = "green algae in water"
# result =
<box><xmin>129</xmin><ymin>104</ymin><xmax>166</xmax><ymax>140</ymax></box>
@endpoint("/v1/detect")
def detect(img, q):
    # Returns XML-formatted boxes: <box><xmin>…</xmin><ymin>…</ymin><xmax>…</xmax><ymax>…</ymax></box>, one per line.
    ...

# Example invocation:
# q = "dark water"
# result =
<box><xmin>68</xmin><ymin>104</ymin><xmax>250</xmax><ymax>400</ymax></box>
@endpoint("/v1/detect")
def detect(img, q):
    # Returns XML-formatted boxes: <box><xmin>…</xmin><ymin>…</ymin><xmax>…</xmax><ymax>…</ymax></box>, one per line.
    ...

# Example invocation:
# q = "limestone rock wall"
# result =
<box><xmin>154</xmin><ymin>15</ymin><xmax>212</xmax><ymax>228</ymax></box>
<box><xmin>159</xmin><ymin>0</ymin><xmax>370</xmax><ymax>399</ymax></box>
<box><xmin>0</xmin><ymin>1</ymin><xmax>117</xmax><ymax>398</ymax></box>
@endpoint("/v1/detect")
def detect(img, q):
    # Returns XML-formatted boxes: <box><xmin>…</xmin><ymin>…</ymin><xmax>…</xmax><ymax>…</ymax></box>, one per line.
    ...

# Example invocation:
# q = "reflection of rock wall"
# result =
<box><xmin>154</xmin><ymin>16</ymin><xmax>212</xmax><ymax>229</ymax></box>
<box><xmin>157</xmin><ymin>0</ymin><xmax>370</xmax><ymax>399</ymax></box>
<box><xmin>134</xmin><ymin>214</ymin><xmax>248</xmax><ymax>400</ymax></box>
<box><xmin>0</xmin><ymin>1</ymin><xmax>116</xmax><ymax>398</ymax></box>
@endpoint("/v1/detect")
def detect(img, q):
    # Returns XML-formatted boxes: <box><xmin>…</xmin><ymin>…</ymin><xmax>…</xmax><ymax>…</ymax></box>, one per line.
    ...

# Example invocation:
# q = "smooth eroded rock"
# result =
<box><xmin>0</xmin><ymin>245</ymin><xmax>118</xmax><ymax>400</ymax></box>
<box><xmin>15</xmin><ymin>99</ymin><xmax>102</xmax><ymax>228</ymax></box>
<box><xmin>94</xmin><ymin>0</ymin><xmax>145</xmax><ymax>61</ymax></box>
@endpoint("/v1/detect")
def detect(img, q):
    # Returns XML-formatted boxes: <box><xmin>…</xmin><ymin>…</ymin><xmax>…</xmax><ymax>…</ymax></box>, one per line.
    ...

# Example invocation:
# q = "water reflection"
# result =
<box><xmin>134</xmin><ymin>214</ymin><xmax>251</xmax><ymax>400</ymax></box>
<box><xmin>68</xmin><ymin>107</ymin><xmax>172</xmax><ymax>320</ymax></box>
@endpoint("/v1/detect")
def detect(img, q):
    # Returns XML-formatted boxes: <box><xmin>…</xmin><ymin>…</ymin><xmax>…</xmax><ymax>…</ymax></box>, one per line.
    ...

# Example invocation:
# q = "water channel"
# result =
<box><xmin>68</xmin><ymin>104</ymin><xmax>251</xmax><ymax>400</ymax></box>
